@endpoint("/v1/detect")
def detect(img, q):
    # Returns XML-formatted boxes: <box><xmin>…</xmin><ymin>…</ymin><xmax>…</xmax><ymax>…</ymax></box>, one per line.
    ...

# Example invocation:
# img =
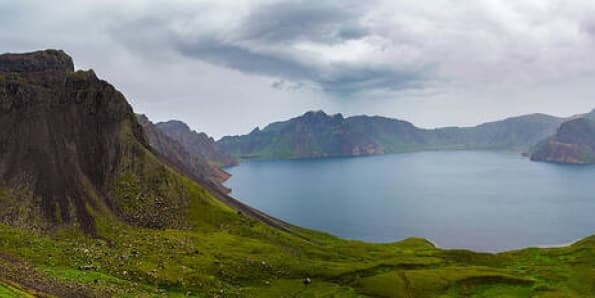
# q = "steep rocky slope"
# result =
<box><xmin>0</xmin><ymin>50</ymin><xmax>209</xmax><ymax>233</ymax></box>
<box><xmin>531</xmin><ymin>116</ymin><xmax>595</xmax><ymax>164</ymax></box>
<box><xmin>218</xmin><ymin>110</ymin><xmax>564</xmax><ymax>160</ymax></box>
<box><xmin>136</xmin><ymin>114</ymin><xmax>231</xmax><ymax>193</ymax></box>
<box><xmin>2</xmin><ymin>50</ymin><xmax>143</xmax><ymax>232</ymax></box>
<box><xmin>156</xmin><ymin>120</ymin><xmax>238</xmax><ymax>167</ymax></box>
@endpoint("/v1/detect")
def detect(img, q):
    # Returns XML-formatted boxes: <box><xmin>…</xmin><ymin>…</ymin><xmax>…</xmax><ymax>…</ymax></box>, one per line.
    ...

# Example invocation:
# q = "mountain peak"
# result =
<box><xmin>155</xmin><ymin>119</ymin><xmax>239</xmax><ymax>168</ymax></box>
<box><xmin>0</xmin><ymin>49</ymin><xmax>74</xmax><ymax>73</ymax></box>
<box><xmin>0</xmin><ymin>50</ymin><xmax>192</xmax><ymax>233</ymax></box>
<box><xmin>157</xmin><ymin>120</ymin><xmax>192</xmax><ymax>132</ymax></box>
<box><xmin>301</xmin><ymin>110</ymin><xmax>344</xmax><ymax>120</ymax></box>
<box><xmin>303</xmin><ymin>110</ymin><xmax>328</xmax><ymax>117</ymax></box>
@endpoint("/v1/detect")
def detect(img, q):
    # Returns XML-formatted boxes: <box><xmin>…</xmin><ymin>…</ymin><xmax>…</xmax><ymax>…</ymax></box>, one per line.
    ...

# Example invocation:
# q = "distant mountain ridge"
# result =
<box><xmin>217</xmin><ymin>110</ymin><xmax>565</xmax><ymax>160</ymax></box>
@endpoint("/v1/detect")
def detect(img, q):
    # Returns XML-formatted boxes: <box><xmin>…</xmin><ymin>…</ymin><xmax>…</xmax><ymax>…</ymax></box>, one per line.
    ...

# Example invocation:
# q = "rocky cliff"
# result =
<box><xmin>531</xmin><ymin>117</ymin><xmax>595</xmax><ymax>164</ymax></box>
<box><xmin>0</xmin><ymin>50</ymin><xmax>190</xmax><ymax>233</ymax></box>
<box><xmin>137</xmin><ymin>114</ymin><xmax>231</xmax><ymax>192</ymax></box>
<box><xmin>156</xmin><ymin>120</ymin><xmax>238</xmax><ymax>167</ymax></box>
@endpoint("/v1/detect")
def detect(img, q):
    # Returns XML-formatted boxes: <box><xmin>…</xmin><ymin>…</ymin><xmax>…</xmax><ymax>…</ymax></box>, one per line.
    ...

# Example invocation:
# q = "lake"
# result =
<box><xmin>224</xmin><ymin>151</ymin><xmax>595</xmax><ymax>252</ymax></box>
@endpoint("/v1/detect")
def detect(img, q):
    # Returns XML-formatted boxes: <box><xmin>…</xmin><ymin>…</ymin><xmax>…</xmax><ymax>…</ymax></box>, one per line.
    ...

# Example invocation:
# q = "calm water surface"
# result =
<box><xmin>224</xmin><ymin>151</ymin><xmax>595</xmax><ymax>252</ymax></box>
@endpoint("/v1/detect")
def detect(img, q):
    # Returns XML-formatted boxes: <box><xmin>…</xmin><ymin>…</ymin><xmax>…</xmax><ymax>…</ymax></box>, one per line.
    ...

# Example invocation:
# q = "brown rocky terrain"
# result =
<box><xmin>0</xmin><ymin>49</ymin><xmax>296</xmax><ymax>237</ymax></box>
<box><xmin>0</xmin><ymin>50</ymin><xmax>190</xmax><ymax>233</ymax></box>
<box><xmin>531</xmin><ymin>117</ymin><xmax>595</xmax><ymax>164</ymax></box>
<box><xmin>156</xmin><ymin>120</ymin><xmax>238</xmax><ymax>167</ymax></box>
<box><xmin>137</xmin><ymin>114</ymin><xmax>231</xmax><ymax>193</ymax></box>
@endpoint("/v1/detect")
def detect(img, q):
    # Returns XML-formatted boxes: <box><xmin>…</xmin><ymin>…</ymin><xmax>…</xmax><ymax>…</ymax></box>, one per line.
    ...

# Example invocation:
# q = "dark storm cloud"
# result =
<box><xmin>177</xmin><ymin>37</ymin><xmax>313</xmax><ymax>80</ymax></box>
<box><xmin>166</xmin><ymin>0</ymin><xmax>427</xmax><ymax>96</ymax></box>
<box><xmin>99</xmin><ymin>0</ymin><xmax>413</xmax><ymax>97</ymax></box>
<box><xmin>238</xmin><ymin>1</ymin><xmax>369</xmax><ymax>44</ymax></box>
<box><xmin>176</xmin><ymin>35</ymin><xmax>426</xmax><ymax>96</ymax></box>
<box><xmin>317</xmin><ymin>65</ymin><xmax>426</xmax><ymax>95</ymax></box>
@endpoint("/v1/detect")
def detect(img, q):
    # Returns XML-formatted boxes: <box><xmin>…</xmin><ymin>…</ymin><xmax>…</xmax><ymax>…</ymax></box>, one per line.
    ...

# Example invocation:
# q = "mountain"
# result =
<box><xmin>0</xmin><ymin>50</ymin><xmax>593</xmax><ymax>297</ymax></box>
<box><xmin>156</xmin><ymin>120</ymin><xmax>238</xmax><ymax>168</ymax></box>
<box><xmin>136</xmin><ymin>114</ymin><xmax>231</xmax><ymax>193</ymax></box>
<box><xmin>218</xmin><ymin>110</ymin><xmax>564</xmax><ymax>160</ymax></box>
<box><xmin>531</xmin><ymin>112</ymin><xmax>595</xmax><ymax>164</ymax></box>
<box><xmin>0</xmin><ymin>49</ymin><xmax>284</xmax><ymax>235</ymax></box>
<box><xmin>0</xmin><ymin>49</ymin><xmax>181</xmax><ymax>233</ymax></box>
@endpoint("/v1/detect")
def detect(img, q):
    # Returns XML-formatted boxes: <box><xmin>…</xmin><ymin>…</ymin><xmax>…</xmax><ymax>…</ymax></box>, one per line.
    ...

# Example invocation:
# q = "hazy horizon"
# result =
<box><xmin>148</xmin><ymin>106</ymin><xmax>593</xmax><ymax>139</ymax></box>
<box><xmin>4</xmin><ymin>1</ymin><xmax>595</xmax><ymax>138</ymax></box>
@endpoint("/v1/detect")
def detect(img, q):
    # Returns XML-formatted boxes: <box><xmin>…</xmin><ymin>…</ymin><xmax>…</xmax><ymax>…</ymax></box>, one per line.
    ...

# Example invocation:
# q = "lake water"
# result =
<box><xmin>224</xmin><ymin>151</ymin><xmax>595</xmax><ymax>252</ymax></box>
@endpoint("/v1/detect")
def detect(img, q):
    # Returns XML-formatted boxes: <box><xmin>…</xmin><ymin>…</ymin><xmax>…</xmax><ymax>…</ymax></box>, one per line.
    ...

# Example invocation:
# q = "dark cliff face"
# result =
<box><xmin>217</xmin><ymin>111</ymin><xmax>563</xmax><ymax>160</ymax></box>
<box><xmin>0</xmin><ymin>50</ymin><xmax>188</xmax><ymax>233</ymax></box>
<box><xmin>531</xmin><ymin>117</ymin><xmax>595</xmax><ymax>164</ymax></box>
<box><xmin>156</xmin><ymin>120</ymin><xmax>238</xmax><ymax>167</ymax></box>
<box><xmin>0</xmin><ymin>49</ymin><xmax>74</xmax><ymax>73</ymax></box>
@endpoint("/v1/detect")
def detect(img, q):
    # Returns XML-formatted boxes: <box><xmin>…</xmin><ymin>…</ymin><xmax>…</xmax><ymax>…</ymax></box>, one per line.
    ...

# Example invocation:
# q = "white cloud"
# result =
<box><xmin>1</xmin><ymin>0</ymin><xmax>595</xmax><ymax>137</ymax></box>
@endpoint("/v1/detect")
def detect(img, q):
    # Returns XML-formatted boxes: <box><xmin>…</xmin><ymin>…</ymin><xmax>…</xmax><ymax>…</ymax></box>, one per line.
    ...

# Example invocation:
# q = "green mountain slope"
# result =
<box><xmin>218</xmin><ymin>111</ymin><xmax>564</xmax><ymax>160</ymax></box>
<box><xmin>0</xmin><ymin>50</ymin><xmax>593</xmax><ymax>297</ymax></box>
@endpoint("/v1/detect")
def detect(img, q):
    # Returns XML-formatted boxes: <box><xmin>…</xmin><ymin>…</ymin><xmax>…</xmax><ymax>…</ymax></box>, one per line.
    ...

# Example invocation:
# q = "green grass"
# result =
<box><xmin>0</xmin><ymin>282</ymin><xmax>33</xmax><ymax>298</ymax></box>
<box><xmin>0</xmin><ymin>198</ymin><xmax>593</xmax><ymax>297</ymax></box>
<box><xmin>0</xmin><ymin>121</ymin><xmax>593</xmax><ymax>296</ymax></box>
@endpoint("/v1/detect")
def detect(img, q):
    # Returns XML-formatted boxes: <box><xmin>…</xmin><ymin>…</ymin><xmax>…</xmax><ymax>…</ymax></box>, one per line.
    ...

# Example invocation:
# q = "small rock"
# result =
<box><xmin>78</xmin><ymin>264</ymin><xmax>96</xmax><ymax>271</ymax></box>
<box><xmin>304</xmin><ymin>277</ymin><xmax>312</xmax><ymax>285</ymax></box>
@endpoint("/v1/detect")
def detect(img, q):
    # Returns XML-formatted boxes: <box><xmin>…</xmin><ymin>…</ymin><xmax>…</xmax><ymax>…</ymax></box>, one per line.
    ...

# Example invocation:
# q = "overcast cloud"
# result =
<box><xmin>2</xmin><ymin>0</ymin><xmax>595</xmax><ymax>137</ymax></box>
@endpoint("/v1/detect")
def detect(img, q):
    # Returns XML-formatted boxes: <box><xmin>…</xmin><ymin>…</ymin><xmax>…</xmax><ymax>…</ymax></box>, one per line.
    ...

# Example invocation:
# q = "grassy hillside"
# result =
<box><xmin>0</xmin><ymin>50</ymin><xmax>593</xmax><ymax>297</ymax></box>
<box><xmin>0</xmin><ymin>171</ymin><xmax>593</xmax><ymax>297</ymax></box>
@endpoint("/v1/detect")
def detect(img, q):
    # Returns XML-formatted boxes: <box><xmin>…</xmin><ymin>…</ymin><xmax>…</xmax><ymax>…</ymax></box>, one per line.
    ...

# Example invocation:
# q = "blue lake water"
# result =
<box><xmin>224</xmin><ymin>151</ymin><xmax>595</xmax><ymax>252</ymax></box>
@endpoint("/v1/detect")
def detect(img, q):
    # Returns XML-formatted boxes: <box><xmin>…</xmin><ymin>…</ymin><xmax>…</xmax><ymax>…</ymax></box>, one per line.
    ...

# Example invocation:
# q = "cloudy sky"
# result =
<box><xmin>2</xmin><ymin>0</ymin><xmax>595</xmax><ymax>137</ymax></box>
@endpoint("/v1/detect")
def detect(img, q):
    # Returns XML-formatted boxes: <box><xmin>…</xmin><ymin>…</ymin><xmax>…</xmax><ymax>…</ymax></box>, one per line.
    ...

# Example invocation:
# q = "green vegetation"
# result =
<box><xmin>0</xmin><ymin>134</ymin><xmax>593</xmax><ymax>296</ymax></box>
<box><xmin>0</xmin><ymin>282</ymin><xmax>34</xmax><ymax>298</ymax></box>
<box><xmin>0</xmin><ymin>171</ymin><xmax>593</xmax><ymax>297</ymax></box>
<box><xmin>0</xmin><ymin>50</ymin><xmax>592</xmax><ymax>297</ymax></box>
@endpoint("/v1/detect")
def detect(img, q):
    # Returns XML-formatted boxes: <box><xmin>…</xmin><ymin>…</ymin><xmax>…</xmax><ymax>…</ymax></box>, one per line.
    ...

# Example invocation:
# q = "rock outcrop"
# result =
<box><xmin>531</xmin><ymin>117</ymin><xmax>595</xmax><ymax>164</ymax></box>
<box><xmin>0</xmin><ymin>49</ymin><xmax>74</xmax><ymax>73</ymax></box>
<box><xmin>137</xmin><ymin>114</ymin><xmax>231</xmax><ymax>193</ymax></box>
<box><xmin>156</xmin><ymin>120</ymin><xmax>238</xmax><ymax>167</ymax></box>
<box><xmin>0</xmin><ymin>50</ymin><xmax>190</xmax><ymax>233</ymax></box>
